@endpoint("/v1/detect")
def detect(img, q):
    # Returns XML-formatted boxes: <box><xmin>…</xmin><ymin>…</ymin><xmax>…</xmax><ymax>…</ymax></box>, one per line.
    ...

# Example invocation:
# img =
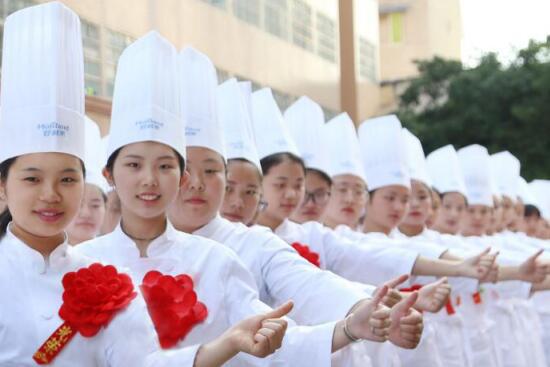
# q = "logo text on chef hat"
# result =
<box><xmin>36</xmin><ymin>122</ymin><xmax>70</xmax><ymax>137</ymax></box>
<box><xmin>135</xmin><ymin>119</ymin><xmax>164</xmax><ymax>130</ymax></box>
<box><xmin>229</xmin><ymin>142</ymin><xmax>244</xmax><ymax>149</ymax></box>
<box><xmin>341</xmin><ymin>161</ymin><xmax>353</xmax><ymax>168</ymax></box>
<box><xmin>185</xmin><ymin>126</ymin><xmax>201</xmax><ymax>136</ymax></box>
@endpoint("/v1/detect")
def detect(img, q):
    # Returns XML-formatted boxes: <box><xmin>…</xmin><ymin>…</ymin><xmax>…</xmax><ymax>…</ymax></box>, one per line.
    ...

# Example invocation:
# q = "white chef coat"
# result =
<box><xmin>76</xmin><ymin>221</ymin><xmax>335</xmax><ymax>367</ymax></box>
<box><xmin>0</xmin><ymin>225</ymin><xmax>200</xmax><ymax>367</ymax></box>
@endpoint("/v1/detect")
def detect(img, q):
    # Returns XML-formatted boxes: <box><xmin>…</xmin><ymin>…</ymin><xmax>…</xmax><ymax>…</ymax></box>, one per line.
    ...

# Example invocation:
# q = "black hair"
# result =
<box><xmin>105</xmin><ymin>146</ymin><xmax>185</xmax><ymax>177</ymax></box>
<box><xmin>306</xmin><ymin>168</ymin><xmax>332</xmax><ymax>186</ymax></box>
<box><xmin>524</xmin><ymin>204</ymin><xmax>541</xmax><ymax>219</ymax></box>
<box><xmin>227</xmin><ymin>158</ymin><xmax>263</xmax><ymax>182</ymax></box>
<box><xmin>0</xmin><ymin>156</ymin><xmax>86</xmax><ymax>238</ymax></box>
<box><xmin>367</xmin><ymin>189</ymin><xmax>378</xmax><ymax>202</ymax></box>
<box><xmin>260</xmin><ymin>152</ymin><xmax>306</xmax><ymax>176</ymax></box>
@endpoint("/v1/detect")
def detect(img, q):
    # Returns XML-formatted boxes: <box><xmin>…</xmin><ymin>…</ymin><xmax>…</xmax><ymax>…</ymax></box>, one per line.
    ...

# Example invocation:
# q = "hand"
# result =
<box><xmin>347</xmin><ymin>286</ymin><xmax>391</xmax><ymax>342</ymax></box>
<box><xmin>388</xmin><ymin>292</ymin><xmax>423</xmax><ymax>349</ymax></box>
<box><xmin>414</xmin><ymin>278</ymin><xmax>451</xmax><ymax>313</ymax></box>
<box><xmin>458</xmin><ymin>247</ymin><xmax>496</xmax><ymax>279</ymax></box>
<box><xmin>379</xmin><ymin>274</ymin><xmax>408</xmax><ymax>307</ymax></box>
<box><xmin>227</xmin><ymin>301</ymin><xmax>293</xmax><ymax>358</ymax></box>
<box><xmin>480</xmin><ymin>252</ymin><xmax>499</xmax><ymax>283</ymax></box>
<box><xmin>518</xmin><ymin>250</ymin><xmax>549</xmax><ymax>283</ymax></box>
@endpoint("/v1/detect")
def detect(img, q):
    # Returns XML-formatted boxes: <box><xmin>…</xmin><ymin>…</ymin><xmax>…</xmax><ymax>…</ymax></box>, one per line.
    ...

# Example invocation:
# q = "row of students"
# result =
<box><xmin>5</xmin><ymin>1</ymin><xmax>550</xmax><ymax>366</ymax></box>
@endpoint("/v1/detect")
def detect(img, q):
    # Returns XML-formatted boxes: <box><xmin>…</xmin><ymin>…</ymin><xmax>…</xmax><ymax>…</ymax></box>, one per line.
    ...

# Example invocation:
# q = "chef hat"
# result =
<box><xmin>530</xmin><ymin>180</ymin><xmax>550</xmax><ymax>220</ymax></box>
<box><xmin>0</xmin><ymin>1</ymin><xmax>85</xmax><ymax>163</ymax></box>
<box><xmin>108</xmin><ymin>31</ymin><xmax>185</xmax><ymax>161</ymax></box>
<box><xmin>426</xmin><ymin>145</ymin><xmax>467</xmax><ymax>197</ymax></box>
<box><xmin>358</xmin><ymin>114</ymin><xmax>410</xmax><ymax>190</ymax></box>
<box><xmin>84</xmin><ymin>116</ymin><xmax>109</xmax><ymax>192</ymax></box>
<box><xmin>490</xmin><ymin>151</ymin><xmax>520</xmax><ymax>200</ymax></box>
<box><xmin>217</xmin><ymin>78</ymin><xmax>261</xmax><ymax>171</ymax></box>
<box><xmin>323</xmin><ymin>112</ymin><xmax>366</xmax><ymax>182</ymax></box>
<box><xmin>250</xmin><ymin>88</ymin><xmax>300</xmax><ymax>160</ymax></box>
<box><xmin>517</xmin><ymin>176</ymin><xmax>538</xmax><ymax>207</ymax></box>
<box><xmin>457</xmin><ymin>144</ymin><xmax>493</xmax><ymax>206</ymax></box>
<box><xmin>179</xmin><ymin>46</ymin><xmax>225</xmax><ymax>159</ymax></box>
<box><xmin>401</xmin><ymin>128</ymin><xmax>431</xmax><ymax>187</ymax></box>
<box><xmin>284</xmin><ymin>96</ymin><xmax>330</xmax><ymax>176</ymax></box>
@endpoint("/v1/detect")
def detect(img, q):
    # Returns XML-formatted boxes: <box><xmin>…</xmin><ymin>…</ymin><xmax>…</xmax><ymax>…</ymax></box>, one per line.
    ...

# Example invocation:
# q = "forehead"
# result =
<box><xmin>332</xmin><ymin>174</ymin><xmax>365</xmax><ymax>187</ymax></box>
<box><xmin>12</xmin><ymin>152</ymin><xmax>82</xmax><ymax>171</ymax></box>
<box><xmin>378</xmin><ymin>185</ymin><xmax>410</xmax><ymax>196</ymax></box>
<box><xmin>187</xmin><ymin>146</ymin><xmax>224</xmax><ymax>164</ymax></box>
<box><xmin>227</xmin><ymin>160</ymin><xmax>261</xmax><ymax>183</ymax></box>
<box><xmin>119</xmin><ymin>141</ymin><xmax>177</xmax><ymax>158</ymax></box>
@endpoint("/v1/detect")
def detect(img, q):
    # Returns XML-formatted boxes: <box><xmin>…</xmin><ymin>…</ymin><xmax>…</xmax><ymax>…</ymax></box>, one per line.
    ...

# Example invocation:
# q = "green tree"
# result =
<box><xmin>397</xmin><ymin>38</ymin><xmax>550</xmax><ymax>180</ymax></box>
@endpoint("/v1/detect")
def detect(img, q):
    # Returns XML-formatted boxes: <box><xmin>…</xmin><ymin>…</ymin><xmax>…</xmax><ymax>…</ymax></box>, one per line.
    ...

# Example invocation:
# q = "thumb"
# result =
<box><xmin>476</xmin><ymin>247</ymin><xmax>492</xmax><ymax>259</ymax></box>
<box><xmin>394</xmin><ymin>291</ymin><xmax>418</xmax><ymax>316</ymax></box>
<box><xmin>385</xmin><ymin>274</ymin><xmax>410</xmax><ymax>289</ymax></box>
<box><xmin>372</xmin><ymin>285</ymin><xmax>389</xmax><ymax>307</ymax></box>
<box><xmin>528</xmin><ymin>249</ymin><xmax>544</xmax><ymax>263</ymax></box>
<box><xmin>262</xmin><ymin>301</ymin><xmax>294</xmax><ymax>320</ymax></box>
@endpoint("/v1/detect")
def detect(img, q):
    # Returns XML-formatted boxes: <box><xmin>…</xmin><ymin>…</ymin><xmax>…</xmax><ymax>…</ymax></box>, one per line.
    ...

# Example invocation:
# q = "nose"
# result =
<box><xmin>39</xmin><ymin>183</ymin><xmax>61</xmax><ymax>203</ymax></box>
<box><xmin>188</xmin><ymin>170</ymin><xmax>205</xmax><ymax>192</ymax></box>
<box><xmin>142</xmin><ymin>166</ymin><xmax>159</xmax><ymax>187</ymax></box>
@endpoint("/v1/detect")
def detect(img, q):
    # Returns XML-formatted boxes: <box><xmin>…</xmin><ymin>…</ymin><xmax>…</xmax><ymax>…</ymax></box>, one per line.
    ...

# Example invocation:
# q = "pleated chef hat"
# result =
<box><xmin>457</xmin><ymin>144</ymin><xmax>493</xmax><ymax>206</ymax></box>
<box><xmin>217</xmin><ymin>78</ymin><xmax>261</xmax><ymax>171</ymax></box>
<box><xmin>517</xmin><ymin>176</ymin><xmax>538</xmax><ymax>207</ymax></box>
<box><xmin>401</xmin><ymin>128</ymin><xmax>431</xmax><ymax>187</ymax></box>
<box><xmin>358</xmin><ymin>115</ymin><xmax>410</xmax><ymax>190</ymax></box>
<box><xmin>0</xmin><ymin>2</ymin><xmax>85</xmax><ymax>163</ymax></box>
<box><xmin>323</xmin><ymin>113</ymin><xmax>366</xmax><ymax>182</ymax></box>
<box><xmin>108</xmin><ymin>31</ymin><xmax>185</xmax><ymax>161</ymax></box>
<box><xmin>251</xmin><ymin>88</ymin><xmax>299</xmax><ymax>160</ymax></box>
<box><xmin>179</xmin><ymin>46</ymin><xmax>225</xmax><ymax>159</ymax></box>
<box><xmin>490</xmin><ymin>151</ymin><xmax>520</xmax><ymax>200</ymax></box>
<box><xmin>426</xmin><ymin>145</ymin><xmax>467</xmax><ymax>197</ymax></box>
<box><xmin>530</xmin><ymin>180</ymin><xmax>550</xmax><ymax>220</ymax></box>
<box><xmin>284</xmin><ymin>96</ymin><xmax>330</xmax><ymax>176</ymax></box>
<box><xmin>84</xmin><ymin>117</ymin><xmax>109</xmax><ymax>192</ymax></box>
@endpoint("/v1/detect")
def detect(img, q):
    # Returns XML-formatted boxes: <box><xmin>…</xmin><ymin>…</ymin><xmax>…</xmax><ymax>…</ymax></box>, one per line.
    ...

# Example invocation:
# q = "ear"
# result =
<box><xmin>102</xmin><ymin>167</ymin><xmax>115</xmax><ymax>188</ymax></box>
<box><xmin>0</xmin><ymin>182</ymin><xmax>6</xmax><ymax>201</ymax></box>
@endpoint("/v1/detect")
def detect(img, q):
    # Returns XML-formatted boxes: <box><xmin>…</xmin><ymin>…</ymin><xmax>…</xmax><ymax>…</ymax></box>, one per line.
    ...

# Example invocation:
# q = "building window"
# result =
<box><xmin>359</xmin><ymin>37</ymin><xmax>377</xmax><ymax>83</ymax></box>
<box><xmin>104</xmin><ymin>29</ymin><xmax>133</xmax><ymax>97</ymax></box>
<box><xmin>81</xmin><ymin>19</ymin><xmax>102</xmax><ymax>96</ymax></box>
<box><xmin>291</xmin><ymin>0</ymin><xmax>313</xmax><ymax>51</ymax></box>
<box><xmin>390</xmin><ymin>12</ymin><xmax>403</xmax><ymax>43</ymax></box>
<box><xmin>316</xmin><ymin>12</ymin><xmax>336</xmax><ymax>63</ymax></box>
<box><xmin>264</xmin><ymin>0</ymin><xmax>288</xmax><ymax>40</ymax></box>
<box><xmin>233</xmin><ymin>0</ymin><xmax>260</xmax><ymax>26</ymax></box>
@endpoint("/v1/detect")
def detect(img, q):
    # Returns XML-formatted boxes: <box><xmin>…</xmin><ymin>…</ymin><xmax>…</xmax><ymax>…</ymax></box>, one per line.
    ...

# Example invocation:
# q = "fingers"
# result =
<box><xmin>394</xmin><ymin>291</ymin><xmax>418</xmax><ymax>317</ymax></box>
<box><xmin>262</xmin><ymin>301</ymin><xmax>294</xmax><ymax>320</ymax></box>
<box><xmin>529</xmin><ymin>249</ymin><xmax>544</xmax><ymax>263</ymax></box>
<box><xmin>372</xmin><ymin>285</ymin><xmax>389</xmax><ymax>307</ymax></box>
<box><xmin>252</xmin><ymin>319</ymin><xmax>287</xmax><ymax>357</ymax></box>
<box><xmin>384</xmin><ymin>274</ymin><xmax>410</xmax><ymax>289</ymax></box>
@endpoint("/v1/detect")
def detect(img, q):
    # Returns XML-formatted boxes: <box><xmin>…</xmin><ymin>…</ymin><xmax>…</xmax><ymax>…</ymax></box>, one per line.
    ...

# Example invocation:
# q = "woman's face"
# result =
<box><xmin>400</xmin><ymin>180</ymin><xmax>432</xmax><ymax>228</ymax></box>
<box><xmin>291</xmin><ymin>170</ymin><xmax>332</xmax><ymax>224</ymax></box>
<box><xmin>490</xmin><ymin>196</ymin><xmax>503</xmax><ymax>233</ymax></box>
<box><xmin>107</xmin><ymin>141</ymin><xmax>184</xmax><ymax>221</ymax></box>
<box><xmin>258</xmin><ymin>157</ymin><xmax>305</xmax><ymax>225</ymax></box>
<box><xmin>461</xmin><ymin>204</ymin><xmax>491</xmax><ymax>236</ymax></box>
<box><xmin>221</xmin><ymin>159</ymin><xmax>262</xmax><ymax>225</ymax></box>
<box><xmin>168</xmin><ymin>147</ymin><xmax>225</xmax><ymax>232</ymax></box>
<box><xmin>500</xmin><ymin>195</ymin><xmax>516</xmax><ymax>229</ymax></box>
<box><xmin>0</xmin><ymin>152</ymin><xmax>84</xmax><ymax>239</ymax></box>
<box><xmin>100</xmin><ymin>190</ymin><xmax>121</xmax><ymax>235</ymax></box>
<box><xmin>322</xmin><ymin>174</ymin><xmax>367</xmax><ymax>228</ymax></box>
<box><xmin>432</xmin><ymin>192</ymin><xmax>467</xmax><ymax>234</ymax></box>
<box><xmin>66</xmin><ymin>183</ymin><xmax>106</xmax><ymax>244</ymax></box>
<box><xmin>426</xmin><ymin>190</ymin><xmax>441</xmax><ymax>228</ymax></box>
<box><xmin>366</xmin><ymin>185</ymin><xmax>410</xmax><ymax>233</ymax></box>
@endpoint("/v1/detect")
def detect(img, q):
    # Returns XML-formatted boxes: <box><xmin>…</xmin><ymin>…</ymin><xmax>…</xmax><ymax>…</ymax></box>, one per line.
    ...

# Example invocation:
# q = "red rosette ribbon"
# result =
<box><xmin>472</xmin><ymin>291</ymin><xmax>483</xmax><ymax>305</ymax></box>
<box><xmin>291</xmin><ymin>242</ymin><xmax>321</xmax><ymax>268</ymax></box>
<box><xmin>140</xmin><ymin>271</ymin><xmax>208</xmax><ymax>349</ymax></box>
<box><xmin>33</xmin><ymin>263</ymin><xmax>137</xmax><ymax>365</ymax></box>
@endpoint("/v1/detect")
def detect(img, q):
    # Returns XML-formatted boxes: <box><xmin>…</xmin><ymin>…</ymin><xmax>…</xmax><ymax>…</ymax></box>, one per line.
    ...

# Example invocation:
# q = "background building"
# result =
<box><xmin>0</xmin><ymin>0</ymin><xmax>461</xmax><ymax>131</ymax></box>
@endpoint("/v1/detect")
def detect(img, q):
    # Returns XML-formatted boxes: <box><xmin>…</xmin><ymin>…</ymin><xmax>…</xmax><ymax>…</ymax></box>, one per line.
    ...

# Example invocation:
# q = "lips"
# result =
<box><xmin>301</xmin><ymin>209</ymin><xmax>318</xmax><ymax>216</ymax></box>
<box><xmin>341</xmin><ymin>207</ymin><xmax>355</xmax><ymax>214</ymax></box>
<box><xmin>280</xmin><ymin>204</ymin><xmax>296</xmax><ymax>212</ymax></box>
<box><xmin>185</xmin><ymin>197</ymin><xmax>207</xmax><ymax>205</ymax></box>
<box><xmin>137</xmin><ymin>192</ymin><xmax>161</xmax><ymax>202</ymax></box>
<box><xmin>34</xmin><ymin>209</ymin><xmax>64</xmax><ymax>223</ymax></box>
<box><xmin>223</xmin><ymin>212</ymin><xmax>243</xmax><ymax>222</ymax></box>
<box><xmin>409</xmin><ymin>211</ymin><xmax>422</xmax><ymax>217</ymax></box>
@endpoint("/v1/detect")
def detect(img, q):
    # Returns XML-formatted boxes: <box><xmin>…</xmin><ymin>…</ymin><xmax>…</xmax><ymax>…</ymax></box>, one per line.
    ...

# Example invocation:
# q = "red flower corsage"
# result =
<box><xmin>140</xmin><ymin>271</ymin><xmax>208</xmax><ymax>349</ymax></box>
<box><xmin>33</xmin><ymin>263</ymin><xmax>137</xmax><ymax>365</ymax></box>
<box><xmin>291</xmin><ymin>242</ymin><xmax>321</xmax><ymax>268</ymax></box>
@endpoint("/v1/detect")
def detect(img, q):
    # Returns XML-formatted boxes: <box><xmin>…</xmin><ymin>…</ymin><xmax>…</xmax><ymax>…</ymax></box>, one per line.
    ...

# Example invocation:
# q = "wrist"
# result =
<box><xmin>343</xmin><ymin>314</ymin><xmax>361</xmax><ymax>342</ymax></box>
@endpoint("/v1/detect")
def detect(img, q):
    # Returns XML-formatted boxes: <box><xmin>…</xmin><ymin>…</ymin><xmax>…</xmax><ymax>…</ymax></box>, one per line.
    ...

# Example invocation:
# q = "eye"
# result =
<box><xmin>245</xmin><ymin>189</ymin><xmax>258</xmax><ymax>196</ymax></box>
<box><xmin>225</xmin><ymin>186</ymin><xmax>234</xmax><ymax>193</ymax></box>
<box><xmin>61</xmin><ymin>177</ymin><xmax>78</xmax><ymax>183</ymax></box>
<box><xmin>160</xmin><ymin>164</ymin><xmax>175</xmax><ymax>170</ymax></box>
<box><xmin>205</xmin><ymin>169</ymin><xmax>219</xmax><ymax>174</ymax></box>
<box><xmin>126</xmin><ymin>162</ymin><xmax>139</xmax><ymax>168</ymax></box>
<box><xmin>23</xmin><ymin>176</ymin><xmax>39</xmax><ymax>183</ymax></box>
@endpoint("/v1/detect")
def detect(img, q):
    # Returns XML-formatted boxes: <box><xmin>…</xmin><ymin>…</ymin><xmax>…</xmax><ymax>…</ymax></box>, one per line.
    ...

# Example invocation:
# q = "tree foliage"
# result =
<box><xmin>397</xmin><ymin>38</ymin><xmax>550</xmax><ymax>180</ymax></box>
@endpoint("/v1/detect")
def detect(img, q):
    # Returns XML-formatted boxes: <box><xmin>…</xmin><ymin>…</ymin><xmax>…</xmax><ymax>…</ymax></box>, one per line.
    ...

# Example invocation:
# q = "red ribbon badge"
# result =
<box><xmin>291</xmin><ymin>242</ymin><xmax>321</xmax><ymax>267</ymax></box>
<box><xmin>140</xmin><ymin>271</ymin><xmax>208</xmax><ymax>349</ymax></box>
<box><xmin>472</xmin><ymin>291</ymin><xmax>483</xmax><ymax>305</ymax></box>
<box><xmin>33</xmin><ymin>263</ymin><xmax>137</xmax><ymax>365</ymax></box>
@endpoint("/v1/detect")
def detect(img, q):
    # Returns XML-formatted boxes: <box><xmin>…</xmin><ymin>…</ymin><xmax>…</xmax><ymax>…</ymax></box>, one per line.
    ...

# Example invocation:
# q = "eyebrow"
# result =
<box><xmin>121</xmin><ymin>154</ymin><xmax>177</xmax><ymax>160</ymax></box>
<box><xmin>21</xmin><ymin>167</ymin><xmax>80</xmax><ymax>173</ymax></box>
